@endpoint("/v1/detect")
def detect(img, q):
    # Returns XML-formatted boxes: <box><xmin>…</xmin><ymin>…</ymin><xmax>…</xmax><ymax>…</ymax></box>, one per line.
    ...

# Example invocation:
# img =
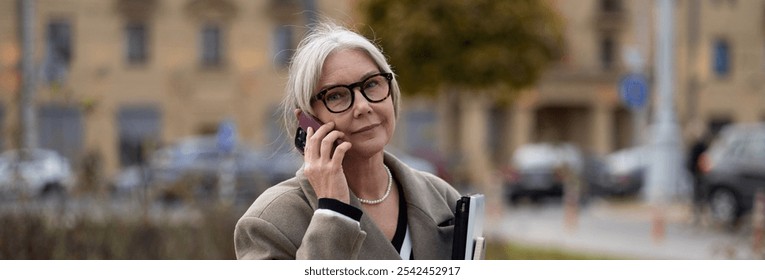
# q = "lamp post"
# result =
<box><xmin>19</xmin><ymin>0</ymin><xmax>38</xmax><ymax>151</ymax></box>
<box><xmin>645</xmin><ymin>0</ymin><xmax>684</xmax><ymax>243</ymax></box>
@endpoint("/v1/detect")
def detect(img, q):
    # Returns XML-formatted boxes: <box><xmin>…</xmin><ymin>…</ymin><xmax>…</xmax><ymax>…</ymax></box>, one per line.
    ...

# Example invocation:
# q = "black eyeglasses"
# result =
<box><xmin>313</xmin><ymin>73</ymin><xmax>393</xmax><ymax>113</ymax></box>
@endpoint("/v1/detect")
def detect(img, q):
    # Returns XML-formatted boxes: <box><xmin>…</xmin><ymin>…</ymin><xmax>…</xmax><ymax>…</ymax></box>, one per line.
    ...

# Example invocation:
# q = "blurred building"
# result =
<box><xmin>0</xmin><ymin>0</ymin><xmax>763</xmax><ymax>190</ymax></box>
<box><xmin>396</xmin><ymin>0</ymin><xmax>765</xmax><ymax>190</ymax></box>
<box><xmin>551</xmin><ymin>0</ymin><xmax>763</xmax><ymax>154</ymax></box>
<box><xmin>0</xmin><ymin>0</ymin><xmax>356</xmax><ymax>178</ymax></box>
<box><xmin>528</xmin><ymin>0</ymin><xmax>765</xmax><ymax>154</ymax></box>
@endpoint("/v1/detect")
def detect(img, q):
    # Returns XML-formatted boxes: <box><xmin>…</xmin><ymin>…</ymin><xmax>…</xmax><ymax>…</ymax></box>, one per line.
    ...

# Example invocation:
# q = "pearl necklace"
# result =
<box><xmin>357</xmin><ymin>165</ymin><xmax>392</xmax><ymax>205</ymax></box>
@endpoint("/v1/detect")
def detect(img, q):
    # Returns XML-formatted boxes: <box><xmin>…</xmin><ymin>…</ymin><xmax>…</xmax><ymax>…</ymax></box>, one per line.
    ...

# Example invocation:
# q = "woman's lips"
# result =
<box><xmin>352</xmin><ymin>123</ymin><xmax>380</xmax><ymax>134</ymax></box>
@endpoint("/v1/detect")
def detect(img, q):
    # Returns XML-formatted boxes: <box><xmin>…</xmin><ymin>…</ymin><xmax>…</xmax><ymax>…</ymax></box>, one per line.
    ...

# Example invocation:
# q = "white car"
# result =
<box><xmin>0</xmin><ymin>149</ymin><xmax>76</xmax><ymax>197</ymax></box>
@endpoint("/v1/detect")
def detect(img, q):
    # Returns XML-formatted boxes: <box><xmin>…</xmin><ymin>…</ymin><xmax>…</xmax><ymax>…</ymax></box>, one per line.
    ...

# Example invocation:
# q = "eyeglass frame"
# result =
<box><xmin>312</xmin><ymin>72</ymin><xmax>394</xmax><ymax>113</ymax></box>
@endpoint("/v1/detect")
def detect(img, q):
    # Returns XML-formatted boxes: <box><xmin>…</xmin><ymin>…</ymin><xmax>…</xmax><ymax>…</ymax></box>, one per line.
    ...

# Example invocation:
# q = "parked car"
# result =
<box><xmin>503</xmin><ymin>143</ymin><xmax>583</xmax><ymax>204</ymax></box>
<box><xmin>0</xmin><ymin>149</ymin><xmax>75</xmax><ymax>198</ymax></box>
<box><xmin>699</xmin><ymin>123</ymin><xmax>765</xmax><ymax>227</ymax></box>
<box><xmin>111</xmin><ymin>136</ymin><xmax>272</xmax><ymax>202</ymax></box>
<box><xmin>590</xmin><ymin>146</ymin><xmax>648</xmax><ymax>197</ymax></box>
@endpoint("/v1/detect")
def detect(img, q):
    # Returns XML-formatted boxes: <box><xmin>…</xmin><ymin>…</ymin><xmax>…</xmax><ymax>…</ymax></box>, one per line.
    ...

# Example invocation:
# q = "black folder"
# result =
<box><xmin>451</xmin><ymin>194</ymin><xmax>486</xmax><ymax>260</ymax></box>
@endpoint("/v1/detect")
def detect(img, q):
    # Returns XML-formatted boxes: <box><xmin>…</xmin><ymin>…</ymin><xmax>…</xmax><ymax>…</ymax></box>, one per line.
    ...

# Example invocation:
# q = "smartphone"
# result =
<box><xmin>294</xmin><ymin>112</ymin><xmax>342</xmax><ymax>154</ymax></box>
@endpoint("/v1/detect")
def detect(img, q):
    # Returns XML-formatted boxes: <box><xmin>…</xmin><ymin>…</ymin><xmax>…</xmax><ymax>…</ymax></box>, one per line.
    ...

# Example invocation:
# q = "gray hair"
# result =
<box><xmin>281</xmin><ymin>21</ymin><xmax>401</xmax><ymax>141</ymax></box>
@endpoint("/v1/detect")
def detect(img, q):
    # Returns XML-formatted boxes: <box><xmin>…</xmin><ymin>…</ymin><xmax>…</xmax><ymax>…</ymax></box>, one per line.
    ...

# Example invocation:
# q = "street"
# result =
<box><xmin>486</xmin><ymin>198</ymin><xmax>762</xmax><ymax>259</ymax></box>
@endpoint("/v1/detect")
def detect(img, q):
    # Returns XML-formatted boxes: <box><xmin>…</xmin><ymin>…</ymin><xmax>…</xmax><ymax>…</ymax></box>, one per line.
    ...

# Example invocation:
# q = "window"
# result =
<box><xmin>125</xmin><ymin>22</ymin><xmax>148</xmax><ymax>64</ymax></box>
<box><xmin>600</xmin><ymin>35</ymin><xmax>615</xmax><ymax>70</ymax></box>
<box><xmin>601</xmin><ymin>0</ymin><xmax>622</xmax><ymax>12</ymax></box>
<box><xmin>0</xmin><ymin>104</ymin><xmax>4</xmax><ymax>150</ymax></box>
<box><xmin>303</xmin><ymin>0</ymin><xmax>318</xmax><ymax>25</ymax></box>
<box><xmin>273</xmin><ymin>25</ymin><xmax>293</xmax><ymax>68</ymax></box>
<box><xmin>713</xmin><ymin>39</ymin><xmax>731</xmax><ymax>77</ymax></box>
<box><xmin>38</xmin><ymin>104</ymin><xmax>83</xmax><ymax>161</ymax></box>
<box><xmin>118</xmin><ymin>106</ymin><xmax>161</xmax><ymax>166</ymax></box>
<box><xmin>44</xmin><ymin>20</ymin><xmax>72</xmax><ymax>84</ymax></box>
<box><xmin>200</xmin><ymin>24</ymin><xmax>223</xmax><ymax>66</ymax></box>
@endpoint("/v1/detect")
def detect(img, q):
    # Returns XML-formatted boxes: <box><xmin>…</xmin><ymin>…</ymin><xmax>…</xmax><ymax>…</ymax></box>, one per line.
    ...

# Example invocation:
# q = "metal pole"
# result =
<box><xmin>19</xmin><ymin>0</ymin><xmax>38</xmax><ymax>151</ymax></box>
<box><xmin>646</xmin><ymin>0</ymin><xmax>684</xmax><ymax>241</ymax></box>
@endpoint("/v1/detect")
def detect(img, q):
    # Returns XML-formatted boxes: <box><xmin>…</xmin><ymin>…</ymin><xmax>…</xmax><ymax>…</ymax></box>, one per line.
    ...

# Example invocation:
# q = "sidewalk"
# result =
<box><xmin>486</xmin><ymin>199</ymin><xmax>763</xmax><ymax>259</ymax></box>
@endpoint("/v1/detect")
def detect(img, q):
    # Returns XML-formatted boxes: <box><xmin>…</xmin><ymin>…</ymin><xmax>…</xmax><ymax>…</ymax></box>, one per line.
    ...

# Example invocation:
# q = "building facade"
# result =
<box><xmin>382</xmin><ymin>0</ymin><xmax>765</xmax><ymax>193</ymax></box>
<box><xmin>0</xmin><ymin>0</ymin><xmax>356</xmax><ymax>179</ymax></box>
<box><xmin>0</xmin><ymin>0</ymin><xmax>763</xmax><ymax>192</ymax></box>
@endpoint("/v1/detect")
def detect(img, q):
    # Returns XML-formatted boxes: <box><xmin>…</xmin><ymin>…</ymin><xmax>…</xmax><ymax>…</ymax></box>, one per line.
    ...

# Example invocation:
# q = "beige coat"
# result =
<box><xmin>234</xmin><ymin>152</ymin><xmax>462</xmax><ymax>259</ymax></box>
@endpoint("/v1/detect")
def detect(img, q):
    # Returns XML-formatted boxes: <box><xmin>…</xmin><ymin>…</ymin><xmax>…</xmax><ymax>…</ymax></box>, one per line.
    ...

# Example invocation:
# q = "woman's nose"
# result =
<box><xmin>351</xmin><ymin>88</ymin><xmax>373</xmax><ymax>116</ymax></box>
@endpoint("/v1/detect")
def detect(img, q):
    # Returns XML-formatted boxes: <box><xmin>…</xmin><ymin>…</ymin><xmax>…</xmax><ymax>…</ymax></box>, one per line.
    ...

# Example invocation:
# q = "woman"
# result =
<box><xmin>234</xmin><ymin>22</ymin><xmax>461</xmax><ymax>260</ymax></box>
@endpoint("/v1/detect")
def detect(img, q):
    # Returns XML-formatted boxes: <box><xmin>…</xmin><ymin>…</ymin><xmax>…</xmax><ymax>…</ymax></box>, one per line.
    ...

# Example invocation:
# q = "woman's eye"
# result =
<box><xmin>364</xmin><ymin>81</ymin><xmax>379</xmax><ymax>89</ymax></box>
<box><xmin>325</xmin><ymin>90</ymin><xmax>348</xmax><ymax>102</ymax></box>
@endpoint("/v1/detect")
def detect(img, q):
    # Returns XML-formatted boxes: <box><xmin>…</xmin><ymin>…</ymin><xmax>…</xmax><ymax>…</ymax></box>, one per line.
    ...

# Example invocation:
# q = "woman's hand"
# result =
<box><xmin>302</xmin><ymin>122</ymin><xmax>353</xmax><ymax>204</ymax></box>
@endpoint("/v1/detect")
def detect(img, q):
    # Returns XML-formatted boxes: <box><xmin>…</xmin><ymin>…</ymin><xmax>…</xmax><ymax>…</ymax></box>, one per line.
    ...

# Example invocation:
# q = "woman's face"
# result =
<box><xmin>311</xmin><ymin>48</ymin><xmax>396</xmax><ymax>158</ymax></box>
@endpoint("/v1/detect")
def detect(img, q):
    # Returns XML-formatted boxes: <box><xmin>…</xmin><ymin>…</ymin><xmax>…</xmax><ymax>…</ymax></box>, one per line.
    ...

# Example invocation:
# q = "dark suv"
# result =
<box><xmin>503</xmin><ymin>143</ymin><xmax>583</xmax><ymax>204</ymax></box>
<box><xmin>699</xmin><ymin>123</ymin><xmax>765</xmax><ymax>227</ymax></box>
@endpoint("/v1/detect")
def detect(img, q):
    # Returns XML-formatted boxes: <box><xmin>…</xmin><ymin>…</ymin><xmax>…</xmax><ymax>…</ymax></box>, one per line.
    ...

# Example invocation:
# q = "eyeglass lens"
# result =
<box><xmin>322</xmin><ymin>74</ymin><xmax>390</xmax><ymax>113</ymax></box>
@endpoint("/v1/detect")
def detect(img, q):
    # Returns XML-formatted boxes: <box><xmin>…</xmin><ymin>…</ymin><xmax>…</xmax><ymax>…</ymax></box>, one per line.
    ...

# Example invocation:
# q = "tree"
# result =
<box><xmin>361</xmin><ymin>0</ymin><xmax>565</xmax><ymax>191</ymax></box>
<box><xmin>362</xmin><ymin>0</ymin><xmax>564</xmax><ymax>96</ymax></box>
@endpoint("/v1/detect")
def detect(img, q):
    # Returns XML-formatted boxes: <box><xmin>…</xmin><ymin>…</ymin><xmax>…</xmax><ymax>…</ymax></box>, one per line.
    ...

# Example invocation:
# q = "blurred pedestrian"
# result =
<box><xmin>687</xmin><ymin>129</ymin><xmax>712</xmax><ymax>222</ymax></box>
<box><xmin>233</xmin><ymin>21</ymin><xmax>462</xmax><ymax>259</ymax></box>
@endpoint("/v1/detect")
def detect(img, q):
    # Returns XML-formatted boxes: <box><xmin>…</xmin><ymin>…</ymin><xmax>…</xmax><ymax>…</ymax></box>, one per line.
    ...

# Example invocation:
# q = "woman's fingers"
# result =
<box><xmin>332</xmin><ymin>142</ymin><xmax>352</xmax><ymax>165</ymax></box>
<box><xmin>301</xmin><ymin>121</ymin><xmax>351</xmax><ymax>204</ymax></box>
<box><xmin>306</xmin><ymin>122</ymin><xmax>348</xmax><ymax>161</ymax></box>
<box><xmin>304</xmin><ymin>126</ymin><xmax>315</xmax><ymax>161</ymax></box>
<box><xmin>320</xmin><ymin>130</ymin><xmax>345</xmax><ymax>160</ymax></box>
<box><xmin>305</xmin><ymin>122</ymin><xmax>331</xmax><ymax>160</ymax></box>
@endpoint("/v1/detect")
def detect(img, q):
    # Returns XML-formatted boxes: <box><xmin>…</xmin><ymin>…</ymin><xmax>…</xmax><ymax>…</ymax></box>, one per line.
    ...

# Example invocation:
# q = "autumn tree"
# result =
<box><xmin>362</xmin><ymin>0</ymin><xmax>564</xmax><ymax>96</ymax></box>
<box><xmin>360</xmin><ymin>0</ymin><xmax>565</xmax><ymax>191</ymax></box>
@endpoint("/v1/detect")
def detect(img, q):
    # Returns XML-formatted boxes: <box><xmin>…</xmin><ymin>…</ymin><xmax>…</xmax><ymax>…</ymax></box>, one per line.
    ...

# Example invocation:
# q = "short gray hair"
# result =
<box><xmin>281</xmin><ymin>21</ymin><xmax>400</xmax><ymax>140</ymax></box>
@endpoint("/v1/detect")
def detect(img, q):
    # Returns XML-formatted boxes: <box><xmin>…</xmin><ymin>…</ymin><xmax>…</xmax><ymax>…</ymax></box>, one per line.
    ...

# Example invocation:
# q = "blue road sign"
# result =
<box><xmin>217</xmin><ymin>120</ymin><xmax>237</xmax><ymax>154</ymax></box>
<box><xmin>619</xmin><ymin>73</ymin><xmax>649</xmax><ymax>110</ymax></box>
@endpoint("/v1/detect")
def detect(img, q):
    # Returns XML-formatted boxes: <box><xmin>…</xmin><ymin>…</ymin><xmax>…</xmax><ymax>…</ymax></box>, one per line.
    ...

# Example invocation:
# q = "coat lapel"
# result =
<box><xmin>295</xmin><ymin>152</ymin><xmax>457</xmax><ymax>260</ymax></box>
<box><xmin>385</xmin><ymin>152</ymin><xmax>456</xmax><ymax>260</ymax></box>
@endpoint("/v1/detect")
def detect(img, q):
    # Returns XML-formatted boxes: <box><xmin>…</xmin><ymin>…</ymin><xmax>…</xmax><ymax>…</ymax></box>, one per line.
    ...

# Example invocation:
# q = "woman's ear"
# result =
<box><xmin>294</xmin><ymin>108</ymin><xmax>302</xmax><ymax>119</ymax></box>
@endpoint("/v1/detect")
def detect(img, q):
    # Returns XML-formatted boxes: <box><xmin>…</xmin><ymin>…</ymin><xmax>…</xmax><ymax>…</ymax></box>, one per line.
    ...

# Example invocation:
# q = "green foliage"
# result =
<box><xmin>0</xmin><ymin>205</ymin><xmax>240</xmax><ymax>259</ymax></box>
<box><xmin>362</xmin><ymin>0</ymin><xmax>564</xmax><ymax>96</ymax></box>
<box><xmin>484</xmin><ymin>239</ymin><xmax>623</xmax><ymax>260</ymax></box>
